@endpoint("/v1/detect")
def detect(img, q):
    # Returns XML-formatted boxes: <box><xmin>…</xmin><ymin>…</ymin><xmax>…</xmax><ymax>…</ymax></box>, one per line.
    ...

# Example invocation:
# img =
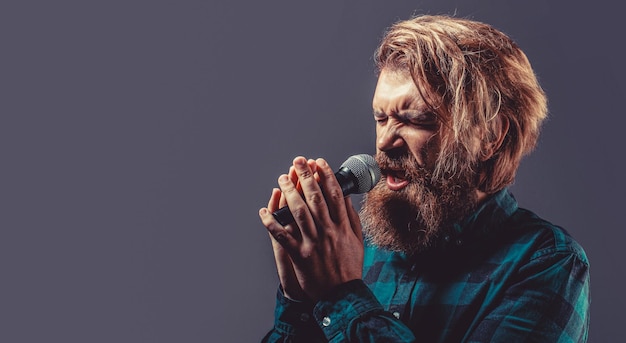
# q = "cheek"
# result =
<box><xmin>423</xmin><ymin>136</ymin><xmax>441</xmax><ymax>167</ymax></box>
<box><xmin>406</xmin><ymin>133</ymin><xmax>439</xmax><ymax>167</ymax></box>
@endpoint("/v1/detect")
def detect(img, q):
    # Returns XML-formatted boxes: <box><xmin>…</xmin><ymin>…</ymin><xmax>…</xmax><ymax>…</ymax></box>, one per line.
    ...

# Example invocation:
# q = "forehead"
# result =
<box><xmin>372</xmin><ymin>69</ymin><xmax>426</xmax><ymax>113</ymax></box>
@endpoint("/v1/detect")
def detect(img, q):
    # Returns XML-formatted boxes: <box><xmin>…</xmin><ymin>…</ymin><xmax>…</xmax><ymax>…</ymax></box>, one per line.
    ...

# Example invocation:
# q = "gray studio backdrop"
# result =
<box><xmin>2</xmin><ymin>1</ymin><xmax>623</xmax><ymax>342</ymax></box>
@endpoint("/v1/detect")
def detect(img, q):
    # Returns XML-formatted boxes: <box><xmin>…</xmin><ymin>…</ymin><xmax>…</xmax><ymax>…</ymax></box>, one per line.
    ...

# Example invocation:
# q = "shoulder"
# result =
<box><xmin>505</xmin><ymin>207</ymin><xmax>588</xmax><ymax>266</ymax></box>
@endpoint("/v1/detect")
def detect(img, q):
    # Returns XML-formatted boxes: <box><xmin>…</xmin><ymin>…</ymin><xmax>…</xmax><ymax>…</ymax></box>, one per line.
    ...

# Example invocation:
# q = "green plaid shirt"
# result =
<box><xmin>263</xmin><ymin>189</ymin><xmax>590</xmax><ymax>342</ymax></box>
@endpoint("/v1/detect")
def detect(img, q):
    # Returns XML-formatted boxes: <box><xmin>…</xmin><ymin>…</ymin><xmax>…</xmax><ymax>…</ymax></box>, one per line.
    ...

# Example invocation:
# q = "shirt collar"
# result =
<box><xmin>442</xmin><ymin>188</ymin><xmax>518</xmax><ymax>249</ymax></box>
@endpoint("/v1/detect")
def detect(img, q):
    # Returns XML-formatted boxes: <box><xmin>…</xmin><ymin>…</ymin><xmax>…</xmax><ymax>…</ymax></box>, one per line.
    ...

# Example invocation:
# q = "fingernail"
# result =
<box><xmin>279</xmin><ymin>175</ymin><xmax>289</xmax><ymax>183</ymax></box>
<box><xmin>294</xmin><ymin>157</ymin><xmax>306</xmax><ymax>167</ymax></box>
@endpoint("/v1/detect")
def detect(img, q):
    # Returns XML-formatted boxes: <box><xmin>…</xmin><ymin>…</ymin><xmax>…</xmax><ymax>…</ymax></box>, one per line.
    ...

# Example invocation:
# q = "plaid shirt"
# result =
<box><xmin>262</xmin><ymin>189</ymin><xmax>590</xmax><ymax>342</ymax></box>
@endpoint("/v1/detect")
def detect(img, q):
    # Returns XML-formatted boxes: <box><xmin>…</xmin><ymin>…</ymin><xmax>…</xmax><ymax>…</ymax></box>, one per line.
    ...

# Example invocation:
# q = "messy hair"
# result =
<box><xmin>375</xmin><ymin>15</ymin><xmax>547</xmax><ymax>193</ymax></box>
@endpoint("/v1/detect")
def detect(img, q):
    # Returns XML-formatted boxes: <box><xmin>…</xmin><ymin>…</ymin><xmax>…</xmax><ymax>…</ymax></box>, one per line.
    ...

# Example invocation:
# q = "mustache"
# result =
<box><xmin>375</xmin><ymin>150</ymin><xmax>427</xmax><ymax>180</ymax></box>
<box><xmin>376</xmin><ymin>150</ymin><xmax>414</xmax><ymax>169</ymax></box>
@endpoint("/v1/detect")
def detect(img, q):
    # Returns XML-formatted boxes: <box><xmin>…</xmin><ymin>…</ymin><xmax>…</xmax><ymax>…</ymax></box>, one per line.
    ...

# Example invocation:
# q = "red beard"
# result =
<box><xmin>360</xmin><ymin>151</ymin><xmax>479</xmax><ymax>254</ymax></box>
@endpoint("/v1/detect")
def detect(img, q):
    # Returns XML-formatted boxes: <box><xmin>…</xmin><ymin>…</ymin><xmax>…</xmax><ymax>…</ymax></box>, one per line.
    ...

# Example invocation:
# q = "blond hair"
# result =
<box><xmin>375</xmin><ymin>15</ymin><xmax>547</xmax><ymax>193</ymax></box>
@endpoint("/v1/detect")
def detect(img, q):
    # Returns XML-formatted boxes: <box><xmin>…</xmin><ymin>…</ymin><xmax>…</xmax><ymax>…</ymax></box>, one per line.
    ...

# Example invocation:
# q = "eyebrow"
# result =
<box><xmin>373</xmin><ymin>109</ymin><xmax>386</xmax><ymax>117</ymax></box>
<box><xmin>401</xmin><ymin>111</ymin><xmax>436</xmax><ymax>120</ymax></box>
<box><xmin>373</xmin><ymin>96</ymin><xmax>431</xmax><ymax>116</ymax></box>
<box><xmin>373</xmin><ymin>109</ymin><xmax>436</xmax><ymax>121</ymax></box>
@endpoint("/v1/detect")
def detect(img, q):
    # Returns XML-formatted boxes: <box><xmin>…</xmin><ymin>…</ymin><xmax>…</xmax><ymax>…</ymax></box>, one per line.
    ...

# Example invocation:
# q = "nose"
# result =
<box><xmin>377</xmin><ymin>124</ymin><xmax>405</xmax><ymax>152</ymax></box>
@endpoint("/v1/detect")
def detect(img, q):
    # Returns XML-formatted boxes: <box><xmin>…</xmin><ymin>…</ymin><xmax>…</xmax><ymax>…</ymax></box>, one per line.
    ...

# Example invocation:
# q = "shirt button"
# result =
<box><xmin>456</xmin><ymin>238</ymin><xmax>463</xmax><ymax>246</ymax></box>
<box><xmin>322</xmin><ymin>316</ymin><xmax>331</xmax><ymax>327</ymax></box>
<box><xmin>392</xmin><ymin>311</ymin><xmax>400</xmax><ymax>319</ymax></box>
<box><xmin>299</xmin><ymin>313</ymin><xmax>310</xmax><ymax>322</ymax></box>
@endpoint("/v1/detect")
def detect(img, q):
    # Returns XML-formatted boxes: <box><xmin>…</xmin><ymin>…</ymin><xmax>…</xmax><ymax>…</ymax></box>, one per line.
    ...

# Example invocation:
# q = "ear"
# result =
<box><xmin>480</xmin><ymin>116</ymin><xmax>510</xmax><ymax>161</ymax></box>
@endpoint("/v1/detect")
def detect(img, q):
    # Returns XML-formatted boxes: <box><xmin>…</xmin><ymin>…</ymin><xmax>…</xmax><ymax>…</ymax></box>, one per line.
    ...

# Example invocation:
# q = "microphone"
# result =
<box><xmin>272</xmin><ymin>154</ymin><xmax>381</xmax><ymax>226</ymax></box>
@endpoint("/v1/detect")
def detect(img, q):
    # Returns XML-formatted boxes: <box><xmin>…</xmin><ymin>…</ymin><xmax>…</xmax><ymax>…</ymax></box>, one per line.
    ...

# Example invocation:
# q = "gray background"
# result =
<box><xmin>1</xmin><ymin>0</ymin><xmax>623</xmax><ymax>342</ymax></box>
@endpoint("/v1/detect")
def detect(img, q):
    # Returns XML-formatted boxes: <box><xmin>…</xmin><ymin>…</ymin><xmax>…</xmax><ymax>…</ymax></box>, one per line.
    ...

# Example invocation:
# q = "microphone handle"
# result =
<box><xmin>272</xmin><ymin>167</ymin><xmax>357</xmax><ymax>226</ymax></box>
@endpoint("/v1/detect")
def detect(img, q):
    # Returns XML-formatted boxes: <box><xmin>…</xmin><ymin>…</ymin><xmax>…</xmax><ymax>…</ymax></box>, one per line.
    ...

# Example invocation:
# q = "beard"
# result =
<box><xmin>360</xmin><ymin>150</ymin><xmax>479</xmax><ymax>255</ymax></box>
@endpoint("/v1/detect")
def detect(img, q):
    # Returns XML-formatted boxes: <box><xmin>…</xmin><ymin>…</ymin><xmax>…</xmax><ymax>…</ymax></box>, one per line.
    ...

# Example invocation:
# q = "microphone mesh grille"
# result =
<box><xmin>340</xmin><ymin>154</ymin><xmax>381</xmax><ymax>194</ymax></box>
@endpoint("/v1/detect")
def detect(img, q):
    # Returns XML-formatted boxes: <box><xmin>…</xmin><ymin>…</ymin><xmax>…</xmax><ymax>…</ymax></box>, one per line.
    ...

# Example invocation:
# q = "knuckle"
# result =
<box><xmin>307</xmin><ymin>192</ymin><xmax>324</xmax><ymax>205</ymax></box>
<box><xmin>291</xmin><ymin>206</ymin><xmax>309</xmax><ymax>222</ymax></box>
<box><xmin>261</xmin><ymin>214</ymin><xmax>278</xmax><ymax>229</ymax></box>
<box><xmin>322</xmin><ymin>166</ymin><xmax>335</xmax><ymax>178</ymax></box>
<box><xmin>273</xmin><ymin>231</ymin><xmax>287</xmax><ymax>242</ymax></box>
<box><xmin>298</xmin><ymin>168</ymin><xmax>314</xmax><ymax>180</ymax></box>
<box><xmin>323</xmin><ymin>228</ymin><xmax>337</xmax><ymax>239</ymax></box>
<box><xmin>281</xmin><ymin>182</ymin><xmax>296</xmax><ymax>193</ymax></box>
<box><xmin>267</xmin><ymin>227</ymin><xmax>290</xmax><ymax>246</ymax></box>
<box><xmin>327</xmin><ymin>188</ymin><xmax>343</xmax><ymax>202</ymax></box>
<box><xmin>299</xmin><ymin>243</ymin><xmax>315</xmax><ymax>259</ymax></box>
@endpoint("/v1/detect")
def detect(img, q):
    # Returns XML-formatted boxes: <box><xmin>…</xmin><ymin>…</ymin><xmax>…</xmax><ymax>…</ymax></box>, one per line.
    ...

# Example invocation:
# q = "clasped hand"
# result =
<box><xmin>259</xmin><ymin>157</ymin><xmax>364</xmax><ymax>302</ymax></box>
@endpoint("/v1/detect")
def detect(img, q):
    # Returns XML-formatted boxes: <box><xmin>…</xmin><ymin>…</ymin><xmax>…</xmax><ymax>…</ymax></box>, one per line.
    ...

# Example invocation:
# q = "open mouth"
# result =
<box><xmin>383</xmin><ymin>169</ymin><xmax>410</xmax><ymax>191</ymax></box>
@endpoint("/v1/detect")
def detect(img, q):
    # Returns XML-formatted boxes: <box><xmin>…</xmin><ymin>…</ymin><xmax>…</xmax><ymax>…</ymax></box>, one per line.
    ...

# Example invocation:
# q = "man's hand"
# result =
<box><xmin>259</xmin><ymin>156</ymin><xmax>364</xmax><ymax>302</ymax></box>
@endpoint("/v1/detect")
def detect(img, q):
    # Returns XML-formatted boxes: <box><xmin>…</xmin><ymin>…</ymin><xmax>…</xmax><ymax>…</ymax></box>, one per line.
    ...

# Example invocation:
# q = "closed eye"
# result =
<box><xmin>375</xmin><ymin>117</ymin><xmax>388</xmax><ymax>124</ymax></box>
<box><xmin>405</xmin><ymin>112</ymin><xmax>438</xmax><ymax>129</ymax></box>
<box><xmin>373</xmin><ymin>111</ymin><xmax>388</xmax><ymax>124</ymax></box>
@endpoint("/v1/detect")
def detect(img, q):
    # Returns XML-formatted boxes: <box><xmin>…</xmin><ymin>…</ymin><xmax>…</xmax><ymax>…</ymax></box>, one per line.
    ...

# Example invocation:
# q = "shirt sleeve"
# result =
<box><xmin>263</xmin><ymin>281</ymin><xmax>417</xmax><ymax>343</ymax></box>
<box><xmin>466</xmin><ymin>249</ymin><xmax>590</xmax><ymax>342</ymax></box>
<box><xmin>261</xmin><ymin>287</ymin><xmax>326</xmax><ymax>343</ymax></box>
<box><xmin>313</xmin><ymin>279</ymin><xmax>417</xmax><ymax>342</ymax></box>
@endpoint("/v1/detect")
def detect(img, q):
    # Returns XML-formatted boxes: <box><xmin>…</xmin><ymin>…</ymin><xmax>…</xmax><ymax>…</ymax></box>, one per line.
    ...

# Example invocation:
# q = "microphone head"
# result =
<box><xmin>340</xmin><ymin>154</ymin><xmax>381</xmax><ymax>194</ymax></box>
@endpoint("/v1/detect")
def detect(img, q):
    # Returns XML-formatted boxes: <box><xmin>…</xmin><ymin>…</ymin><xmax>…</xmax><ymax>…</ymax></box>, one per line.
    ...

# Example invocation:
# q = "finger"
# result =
<box><xmin>278</xmin><ymin>187</ymin><xmax>302</xmax><ymax>241</ymax></box>
<box><xmin>267</xmin><ymin>188</ymin><xmax>300</xmax><ymax>240</ymax></box>
<box><xmin>288</xmin><ymin>166</ymin><xmax>300</xmax><ymax>193</ymax></box>
<box><xmin>307</xmin><ymin>159</ymin><xmax>318</xmax><ymax>175</ymax></box>
<box><xmin>344</xmin><ymin>196</ymin><xmax>363</xmax><ymax>243</ymax></box>
<box><xmin>287</xmin><ymin>161</ymin><xmax>320</xmax><ymax>195</ymax></box>
<box><xmin>267</xmin><ymin>188</ymin><xmax>298</xmax><ymax>248</ymax></box>
<box><xmin>265</xmin><ymin>193</ymin><xmax>306</xmax><ymax>299</ymax></box>
<box><xmin>308</xmin><ymin>159</ymin><xmax>321</xmax><ymax>184</ymax></box>
<box><xmin>259</xmin><ymin>207</ymin><xmax>299</xmax><ymax>254</ymax></box>
<box><xmin>316</xmin><ymin>158</ymin><xmax>348</xmax><ymax>224</ymax></box>
<box><xmin>289</xmin><ymin>160</ymin><xmax>318</xmax><ymax>194</ymax></box>
<box><xmin>269</xmin><ymin>233</ymin><xmax>306</xmax><ymax>300</ymax></box>
<box><xmin>292</xmin><ymin>157</ymin><xmax>331</xmax><ymax>229</ymax></box>
<box><xmin>279</xmin><ymin>189</ymin><xmax>287</xmax><ymax>208</ymax></box>
<box><xmin>280</xmin><ymin>163</ymin><xmax>321</xmax><ymax>239</ymax></box>
<box><xmin>267</xmin><ymin>188</ymin><xmax>282</xmax><ymax>212</ymax></box>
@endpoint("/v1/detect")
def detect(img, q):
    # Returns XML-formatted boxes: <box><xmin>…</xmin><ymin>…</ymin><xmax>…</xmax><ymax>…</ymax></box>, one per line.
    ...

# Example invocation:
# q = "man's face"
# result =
<box><xmin>360</xmin><ymin>69</ymin><xmax>479</xmax><ymax>254</ymax></box>
<box><xmin>371</xmin><ymin>69</ymin><xmax>440</xmax><ymax>179</ymax></box>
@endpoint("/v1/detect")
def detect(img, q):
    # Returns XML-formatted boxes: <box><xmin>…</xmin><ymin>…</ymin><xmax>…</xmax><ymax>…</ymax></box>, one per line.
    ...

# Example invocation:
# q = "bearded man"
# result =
<box><xmin>259</xmin><ymin>15</ymin><xmax>590</xmax><ymax>342</ymax></box>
